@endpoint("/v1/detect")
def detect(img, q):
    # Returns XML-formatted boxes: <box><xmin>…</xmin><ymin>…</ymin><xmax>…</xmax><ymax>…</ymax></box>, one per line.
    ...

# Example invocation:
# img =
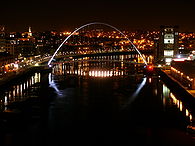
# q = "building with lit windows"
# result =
<box><xmin>157</xmin><ymin>25</ymin><xmax>179</xmax><ymax>65</ymax></box>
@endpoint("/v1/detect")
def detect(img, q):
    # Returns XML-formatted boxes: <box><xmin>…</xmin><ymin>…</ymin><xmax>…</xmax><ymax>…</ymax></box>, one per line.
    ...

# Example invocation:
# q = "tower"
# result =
<box><xmin>28</xmin><ymin>26</ymin><xmax>32</xmax><ymax>38</ymax></box>
<box><xmin>157</xmin><ymin>25</ymin><xmax>179</xmax><ymax>65</ymax></box>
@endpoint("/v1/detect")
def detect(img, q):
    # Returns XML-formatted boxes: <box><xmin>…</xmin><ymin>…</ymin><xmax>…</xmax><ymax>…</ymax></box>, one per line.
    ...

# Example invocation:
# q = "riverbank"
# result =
<box><xmin>0</xmin><ymin>65</ymin><xmax>51</xmax><ymax>90</ymax></box>
<box><xmin>157</xmin><ymin>69</ymin><xmax>195</xmax><ymax>115</ymax></box>
<box><xmin>163</xmin><ymin>70</ymin><xmax>195</xmax><ymax>98</ymax></box>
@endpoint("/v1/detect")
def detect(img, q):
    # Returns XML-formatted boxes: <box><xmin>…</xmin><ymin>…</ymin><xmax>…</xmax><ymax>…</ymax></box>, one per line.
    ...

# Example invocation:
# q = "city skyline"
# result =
<box><xmin>1</xmin><ymin>1</ymin><xmax>195</xmax><ymax>145</ymax></box>
<box><xmin>1</xmin><ymin>0</ymin><xmax>195</xmax><ymax>32</ymax></box>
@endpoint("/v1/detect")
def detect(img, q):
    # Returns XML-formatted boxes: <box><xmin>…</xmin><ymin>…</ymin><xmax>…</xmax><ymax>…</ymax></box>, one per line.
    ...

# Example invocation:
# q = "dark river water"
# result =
<box><xmin>0</xmin><ymin>57</ymin><xmax>195</xmax><ymax>146</ymax></box>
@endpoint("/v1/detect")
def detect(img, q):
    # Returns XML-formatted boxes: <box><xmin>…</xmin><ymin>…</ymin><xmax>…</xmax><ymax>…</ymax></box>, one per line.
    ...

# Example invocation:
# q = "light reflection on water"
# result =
<box><xmin>0</xmin><ymin>73</ymin><xmax>41</xmax><ymax>112</ymax></box>
<box><xmin>161</xmin><ymin>81</ymin><xmax>194</xmax><ymax>134</ymax></box>
<box><xmin>0</xmin><ymin>59</ymin><xmax>194</xmax><ymax>129</ymax></box>
<box><xmin>0</xmin><ymin>55</ymin><xmax>195</xmax><ymax>138</ymax></box>
<box><xmin>49</xmin><ymin>73</ymin><xmax>63</xmax><ymax>97</ymax></box>
<box><xmin>52</xmin><ymin>61</ymin><xmax>145</xmax><ymax>77</ymax></box>
<box><xmin>1</xmin><ymin>55</ymin><xmax>195</xmax><ymax>145</ymax></box>
<box><xmin>52</xmin><ymin>60</ymin><xmax>195</xmax><ymax>127</ymax></box>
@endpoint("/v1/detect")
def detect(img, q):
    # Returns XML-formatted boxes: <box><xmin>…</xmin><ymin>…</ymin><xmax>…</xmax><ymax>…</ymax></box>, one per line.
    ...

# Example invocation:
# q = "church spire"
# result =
<box><xmin>29</xmin><ymin>26</ymin><xmax>31</xmax><ymax>33</ymax></box>
<box><xmin>28</xmin><ymin>26</ymin><xmax>32</xmax><ymax>37</ymax></box>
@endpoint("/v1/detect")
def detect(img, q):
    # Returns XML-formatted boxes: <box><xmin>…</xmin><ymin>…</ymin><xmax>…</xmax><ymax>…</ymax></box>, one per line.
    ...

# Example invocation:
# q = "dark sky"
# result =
<box><xmin>1</xmin><ymin>0</ymin><xmax>195</xmax><ymax>32</ymax></box>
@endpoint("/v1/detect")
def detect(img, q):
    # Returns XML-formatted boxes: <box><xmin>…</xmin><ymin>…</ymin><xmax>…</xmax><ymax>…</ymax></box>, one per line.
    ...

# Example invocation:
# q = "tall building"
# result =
<box><xmin>157</xmin><ymin>25</ymin><xmax>179</xmax><ymax>65</ymax></box>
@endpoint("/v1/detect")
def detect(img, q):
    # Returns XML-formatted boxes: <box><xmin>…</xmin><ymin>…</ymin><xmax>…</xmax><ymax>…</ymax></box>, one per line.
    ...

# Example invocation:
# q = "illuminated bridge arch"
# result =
<box><xmin>48</xmin><ymin>22</ymin><xmax>148</xmax><ymax>66</ymax></box>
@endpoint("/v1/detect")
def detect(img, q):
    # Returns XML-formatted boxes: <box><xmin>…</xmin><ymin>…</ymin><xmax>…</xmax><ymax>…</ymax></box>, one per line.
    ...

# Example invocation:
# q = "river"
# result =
<box><xmin>0</xmin><ymin>55</ymin><xmax>195</xmax><ymax>146</ymax></box>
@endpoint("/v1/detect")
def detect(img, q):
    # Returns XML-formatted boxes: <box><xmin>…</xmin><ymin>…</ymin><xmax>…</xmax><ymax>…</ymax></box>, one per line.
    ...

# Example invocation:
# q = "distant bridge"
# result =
<box><xmin>48</xmin><ymin>22</ymin><xmax>148</xmax><ymax>66</ymax></box>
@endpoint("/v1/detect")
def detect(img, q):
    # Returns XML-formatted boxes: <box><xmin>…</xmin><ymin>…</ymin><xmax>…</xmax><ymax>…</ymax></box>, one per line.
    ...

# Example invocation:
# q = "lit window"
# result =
<box><xmin>164</xmin><ymin>34</ymin><xmax>174</xmax><ymax>39</ymax></box>
<box><xmin>165</xmin><ymin>58</ymin><xmax>172</xmax><ymax>63</ymax></box>
<box><xmin>164</xmin><ymin>50</ymin><xmax>174</xmax><ymax>56</ymax></box>
<box><xmin>164</xmin><ymin>39</ymin><xmax>174</xmax><ymax>44</ymax></box>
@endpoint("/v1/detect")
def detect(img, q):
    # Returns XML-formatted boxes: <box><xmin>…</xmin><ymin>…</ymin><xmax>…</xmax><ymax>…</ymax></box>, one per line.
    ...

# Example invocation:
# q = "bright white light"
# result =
<box><xmin>172</xmin><ymin>58</ymin><xmax>185</xmax><ymax>62</ymax></box>
<box><xmin>165</xmin><ymin>58</ymin><xmax>172</xmax><ymax>63</ymax></box>
<box><xmin>121</xmin><ymin>77</ymin><xmax>146</xmax><ymax>109</ymax></box>
<box><xmin>4</xmin><ymin>96</ymin><xmax>8</xmax><ymax>105</ymax></box>
<box><xmin>48</xmin><ymin>73</ymin><xmax>62</xmax><ymax>96</ymax></box>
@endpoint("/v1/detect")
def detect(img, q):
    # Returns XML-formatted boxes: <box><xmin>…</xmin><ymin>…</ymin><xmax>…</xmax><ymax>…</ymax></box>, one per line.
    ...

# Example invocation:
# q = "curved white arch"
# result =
<box><xmin>48</xmin><ymin>22</ymin><xmax>148</xmax><ymax>65</ymax></box>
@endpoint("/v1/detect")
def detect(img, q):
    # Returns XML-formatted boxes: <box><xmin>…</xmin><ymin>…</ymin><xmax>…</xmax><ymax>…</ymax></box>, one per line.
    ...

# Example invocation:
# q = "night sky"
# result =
<box><xmin>1</xmin><ymin>0</ymin><xmax>195</xmax><ymax>32</ymax></box>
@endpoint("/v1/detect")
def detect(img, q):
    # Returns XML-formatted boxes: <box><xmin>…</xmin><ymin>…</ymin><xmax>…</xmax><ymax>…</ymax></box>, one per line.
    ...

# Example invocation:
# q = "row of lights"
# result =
<box><xmin>0</xmin><ymin>73</ymin><xmax>41</xmax><ymax>111</ymax></box>
<box><xmin>170</xmin><ymin>93</ymin><xmax>193</xmax><ymax>122</ymax></box>
<box><xmin>171</xmin><ymin>67</ymin><xmax>194</xmax><ymax>82</ymax></box>
<box><xmin>54</xmin><ymin>69</ymin><xmax>125</xmax><ymax>78</ymax></box>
